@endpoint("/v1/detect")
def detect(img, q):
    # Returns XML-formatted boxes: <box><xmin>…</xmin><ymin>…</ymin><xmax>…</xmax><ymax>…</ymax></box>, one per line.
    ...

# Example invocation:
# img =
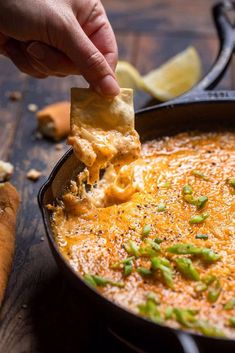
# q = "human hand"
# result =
<box><xmin>0</xmin><ymin>0</ymin><xmax>120</xmax><ymax>96</ymax></box>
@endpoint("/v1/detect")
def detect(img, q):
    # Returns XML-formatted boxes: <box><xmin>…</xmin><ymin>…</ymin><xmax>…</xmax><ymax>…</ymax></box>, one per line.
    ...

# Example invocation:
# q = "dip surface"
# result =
<box><xmin>51</xmin><ymin>131</ymin><xmax>235</xmax><ymax>337</ymax></box>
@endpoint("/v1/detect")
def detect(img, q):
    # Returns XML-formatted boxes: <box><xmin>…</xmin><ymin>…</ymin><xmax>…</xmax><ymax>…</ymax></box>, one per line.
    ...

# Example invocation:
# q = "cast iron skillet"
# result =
<box><xmin>38</xmin><ymin>2</ymin><xmax>235</xmax><ymax>353</ymax></box>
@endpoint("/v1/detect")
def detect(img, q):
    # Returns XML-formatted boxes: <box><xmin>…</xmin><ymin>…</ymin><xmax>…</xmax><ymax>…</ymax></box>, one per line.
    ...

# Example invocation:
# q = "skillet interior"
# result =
<box><xmin>39</xmin><ymin>98</ymin><xmax>235</xmax><ymax>353</ymax></box>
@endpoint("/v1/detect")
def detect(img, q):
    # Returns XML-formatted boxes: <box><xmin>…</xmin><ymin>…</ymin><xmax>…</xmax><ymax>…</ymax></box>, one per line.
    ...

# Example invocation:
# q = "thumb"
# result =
<box><xmin>55</xmin><ymin>17</ymin><xmax>120</xmax><ymax>96</ymax></box>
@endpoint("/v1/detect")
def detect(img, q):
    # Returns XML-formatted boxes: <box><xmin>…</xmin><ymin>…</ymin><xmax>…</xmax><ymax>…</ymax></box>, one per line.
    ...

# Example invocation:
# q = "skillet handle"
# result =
<box><xmin>176</xmin><ymin>332</ymin><xmax>202</xmax><ymax>353</ymax></box>
<box><xmin>189</xmin><ymin>1</ymin><xmax>235</xmax><ymax>93</ymax></box>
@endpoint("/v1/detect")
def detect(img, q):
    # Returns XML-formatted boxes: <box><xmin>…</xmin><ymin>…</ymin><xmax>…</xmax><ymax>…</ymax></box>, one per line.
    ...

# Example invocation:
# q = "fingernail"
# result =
<box><xmin>27</xmin><ymin>42</ymin><xmax>45</xmax><ymax>60</ymax></box>
<box><xmin>95</xmin><ymin>75</ymin><xmax>120</xmax><ymax>96</ymax></box>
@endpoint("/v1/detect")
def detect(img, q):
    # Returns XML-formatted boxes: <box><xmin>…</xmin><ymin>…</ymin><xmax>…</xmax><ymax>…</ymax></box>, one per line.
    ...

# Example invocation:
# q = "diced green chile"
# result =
<box><xmin>175</xmin><ymin>257</ymin><xmax>200</xmax><ymax>281</ymax></box>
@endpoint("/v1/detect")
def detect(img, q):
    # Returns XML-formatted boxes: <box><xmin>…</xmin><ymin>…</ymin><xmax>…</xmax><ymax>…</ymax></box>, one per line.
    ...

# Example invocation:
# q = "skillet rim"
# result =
<box><xmin>38</xmin><ymin>97</ymin><xmax>235</xmax><ymax>344</ymax></box>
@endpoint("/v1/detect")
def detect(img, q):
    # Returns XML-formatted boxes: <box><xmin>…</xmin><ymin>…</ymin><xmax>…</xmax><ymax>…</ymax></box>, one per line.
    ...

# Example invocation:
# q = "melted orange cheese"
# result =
<box><xmin>51</xmin><ymin>131</ymin><xmax>235</xmax><ymax>337</ymax></box>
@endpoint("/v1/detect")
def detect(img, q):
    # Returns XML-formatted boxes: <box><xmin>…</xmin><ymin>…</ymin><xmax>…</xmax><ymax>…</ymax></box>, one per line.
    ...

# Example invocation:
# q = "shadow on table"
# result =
<box><xmin>30</xmin><ymin>272</ymin><xmax>132</xmax><ymax>353</ymax></box>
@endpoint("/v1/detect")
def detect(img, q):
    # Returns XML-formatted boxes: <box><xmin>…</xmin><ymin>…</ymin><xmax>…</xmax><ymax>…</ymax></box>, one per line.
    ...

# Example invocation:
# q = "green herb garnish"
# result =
<box><xmin>182</xmin><ymin>185</ymin><xmax>193</xmax><ymax>195</ymax></box>
<box><xmin>229</xmin><ymin>317</ymin><xmax>235</xmax><ymax>327</ymax></box>
<box><xmin>195</xmin><ymin>234</ymin><xmax>208</xmax><ymax>240</ymax></box>
<box><xmin>139</xmin><ymin>239</ymin><xmax>160</xmax><ymax>257</ymax></box>
<box><xmin>227</xmin><ymin>177</ymin><xmax>235</xmax><ymax>188</ymax></box>
<box><xmin>194</xmin><ymin>282</ymin><xmax>207</xmax><ymax>293</ymax></box>
<box><xmin>165</xmin><ymin>307</ymin><xmax>174</xmax><ymax>320</ymax></box>
<box><xmin>167</xmin><ymin>243</ymin><xmax>220</xmax><ymax>263</ymax></box>
<box><xmin>151</xmin><ymin>256</ymin><xmax>174</xmax><ymax>288</ymax></box>
<box><xmin>189</xmin><ymin>213</ymin><xmax>209</xmax><ymax>224</ymax></box>
<box><xmin>157</xmin><ymin>203</ymin><xmax>166</xmax><ymax>212</ymax></box>
<box><xmin>142</xmin><ymin>224</ymin><xmax>151</xmax><ymax>238</ymax></box>
<box><xmin>224</xmin><ymin>298</ymin><xmax>235</xmax><ymax>310</ymax></box>
<box><xmin>191</xmin><ymin>170</ymin><xmax>209</xmax><ymax>181</ymax></box>
<box><xmin>202</xmin><ymin>274</ymin><xmax>216</xmax><ymax>285</ymax></box>
<box><xmin>195</xmin><ymin>196</ymin><xmax>208</xmax><ymax>209</ymax></box>
<box><xmin>137</xmin><ymin>267</ymin><xmax>152</xmax><ymax>276</ymax></box>
<box><xmin>154</xmin><ymin>237</ymin><xmax>164</xmax><ymax>244</ymax></box>
<box><xmin>124</xmin><ymin>262</ymin><xmax>133</xmax><ymax>277</ymax></box>
<box><xmin>175</xmin><ymin>257</ymin><xmax>200</xmax><ymax>281</ymax></box>
<box><xmin>138</xmin><ymin>295</ymin><xmax>162</xmax><ymax>323</ymax></box>
<box><xmin>111</xmin><ymin>256</ymin><xmax>135</xmax><ymax>269</ymax></box>
<box><xmin>207</xmin><ymin>280</ymin><xmax>222</xmax><ymax>303</ymax></box>
<box><xmin>196</xmin><ymin>320</ymin><xmax>225</xmax><ymax>337</ymax></box>
<box><xmin>173</xmin><ymin>308</ymin><xmax>198</xmax><ymax>328</ymax></box>
<box><xmin>124</xmin><ymin>240</ymin><xmax>140</xmax><ymax>257</ymax></box>
<box><xmin>84</xmin><ymin>274</ymin><xmax>124</xmax><ymax>288</ymax></box>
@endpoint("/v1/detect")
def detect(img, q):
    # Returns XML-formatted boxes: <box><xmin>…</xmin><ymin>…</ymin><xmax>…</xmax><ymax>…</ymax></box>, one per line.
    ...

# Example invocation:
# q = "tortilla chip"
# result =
<box><xmin>68</xmin><ymin>88</ymin><xmax>140</xmax><ymax>184</ymax></box>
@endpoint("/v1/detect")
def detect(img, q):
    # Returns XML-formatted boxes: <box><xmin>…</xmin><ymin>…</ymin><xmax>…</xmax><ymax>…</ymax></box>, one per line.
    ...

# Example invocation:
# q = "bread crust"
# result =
<box><xmin>0</xmin><ymin>182</ymin><xmax>20</xmax><ymax>307</ymax></box>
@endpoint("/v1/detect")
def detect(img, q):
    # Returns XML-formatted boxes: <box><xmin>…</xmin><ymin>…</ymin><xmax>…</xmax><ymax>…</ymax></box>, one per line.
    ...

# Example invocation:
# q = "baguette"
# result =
<box><xmin>0</xmin><ymin>182</ymin><xmax>20</xmax><ymax>307</ymax></box>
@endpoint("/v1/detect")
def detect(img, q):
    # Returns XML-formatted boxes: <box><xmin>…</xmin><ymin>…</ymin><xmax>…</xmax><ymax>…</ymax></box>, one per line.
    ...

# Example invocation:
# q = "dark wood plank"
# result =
<box><xmin>104</xmin><ymin>0</ymin><xmax>219</xmax><ymax>36</ymax></box>
<box><xmin>0</xmin><ymin>57</ymin><xmax>28</xmax><ymax>160</ymax></box>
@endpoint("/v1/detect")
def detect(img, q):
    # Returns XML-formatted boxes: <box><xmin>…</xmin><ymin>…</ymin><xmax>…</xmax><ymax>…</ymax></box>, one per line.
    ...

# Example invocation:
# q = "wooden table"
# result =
<box><xmin>0</xmin><ymin>1</ymin><xmax>234</xmax><ymax>352</ymax></box>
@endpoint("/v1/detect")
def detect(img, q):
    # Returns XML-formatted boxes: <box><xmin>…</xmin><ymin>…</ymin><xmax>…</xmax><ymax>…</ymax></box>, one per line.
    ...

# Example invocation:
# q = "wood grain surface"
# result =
<box><xmin>0</xmin><ymin>1</ymin><xmax>234</xmax><ymax>352</ymax></box>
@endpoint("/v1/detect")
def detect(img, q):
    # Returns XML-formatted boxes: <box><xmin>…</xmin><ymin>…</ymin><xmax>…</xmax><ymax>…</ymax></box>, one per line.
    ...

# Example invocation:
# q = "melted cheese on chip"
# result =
<box><xmin>67</xmin><ymin>88</ymin><xmax>140</xmax><ymax>184</ymax></box>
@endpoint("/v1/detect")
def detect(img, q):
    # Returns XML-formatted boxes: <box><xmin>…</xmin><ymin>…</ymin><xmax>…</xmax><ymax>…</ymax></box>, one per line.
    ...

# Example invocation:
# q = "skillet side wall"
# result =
<box><xmin>39</xmin><ymin>99</ymin><xmax>235</xmax><ymax>353</ymax></box>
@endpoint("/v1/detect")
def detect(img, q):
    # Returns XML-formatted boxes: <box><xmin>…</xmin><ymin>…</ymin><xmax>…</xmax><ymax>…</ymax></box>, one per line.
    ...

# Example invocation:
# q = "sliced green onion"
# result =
<box><xmin>137</xmin><ymin>267</ymin><xmax>152</xmax><ymax>276</ymax></box>
<box><xmin>138</xmin><ymin>295</ymin><xmax>162</xmax><ymax>323</ymax></box>
<box><xmin>200</xmin><ymin>248</ymin><xmax>221</xmax><ymax>263</ymax></box>
<box><xmin>141</xmin><ymin>224</ymin><xmax>151</xmax><ymax>238</ymax></box>
<box><xmin>191</xmin><ymin>170</ymin><xmax>209</xmax><ymax>181</ymax></box>
<box><xmin>229</xmin><ymin>317</ymin><xmax>235</xmax><ymax>327</ymax></box>
<box><xmin>189</xmin><ymin>213</ymin><xmax>209</xmax><ymax>224</ymax></box>
<box><xmin>165</xmin><ymin>307</ymin><xmax>174</xmax><ymax>320</ymax></box>
<box><xmin>160</xmin><ymin>181</ymin><xmax>171</xmax><ymax>189</ymax></box>
<box><xmin>173</xmin><ymin>308</ymin><xmax>198</xmax><ymax>328</ymax></box>
<box><xmin>167</xmin><ymin>244</ymin><xmax>220</xmax><ymax>263</ymax></box>
<box><xmin>154</xmin><ymin>237</ymin><xmax>164</xmax><ymax>244</ymax></box>
<box><xmin>83</xmin><ymin>274</ymin><xmax>97</xmax><ymax>287</ymax></box>
<box><xmin>227</xmin><ymin>177</ymin><xmax>235</xmax><ymax>188</ymax></box>
<box><xmin>202</xmin><ymin>274</ymin><xmax>217</xmax><ymax>285</ymax></box>
<box><xmin>175</xmin><ymin>257</ymin><xmax>200</xmax><ymax>281</ymax></box>
<box><xmin>167</xmin><ymin>243</ymin><xmax>201</xmax><ymax>255</ymax></box>
<box><xmin>151</xmin><ymin>256</ymin><xmax>174</xmax><ymax>288</ymax></box>
<box><xmin>124</xmin><ymin>262</ymin><xmax>133</xmax><ymax>277</ymax></box>
<box><xmin>84</xmin><ymin>274</ymin><xmax>124</xmax><ymax>288</ymax></box>
<box><xmin>196</xmin><ymin>320</ymin><xmax>225</xmax><ymax>337</ymax></box>
<box><xmin>139</xmin><ymin>239</ymin><xmax>160</xmax><ymax>257</ymax></box>
<box><xmin>182</xmin><ymin>185</ymin><xmax>193</xmax><ymax>195</ymax></box>
<box><xmin>224</xmin><ymin>298</ymin><xmax>235</xmax><ymax>310</ymax></box>
<box><xmin>194</xmin><ymin>282</ymin><xmax>207</xmax><ymax>293</ymax></box>
<box><xmin>124</xmin><ymin>240</ymin><xmax>140</xmax><ymax>257</ymax></box>
<box><xmin>195</xmin><ymin>196</ymin><xmax>208</xmax><ymax>209</ymax></box>
<box><xmin>207</xmin><ymin>280</ymin><xmax>222</xmax><ymax>303</ymax></box>
<box><xmin>195</xmin><ymin>234</ymin><xmax>208</xmax><ymax>240</ymax></box>
<box><xmin>111</xmin><ymin>256</ymin><xmax>135</xmax><ymax>269</ymax></box>
<box><xmin>157</xmin><ymin>203</ymin><xmax>166</xmax><ymax>212</ymax></box>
